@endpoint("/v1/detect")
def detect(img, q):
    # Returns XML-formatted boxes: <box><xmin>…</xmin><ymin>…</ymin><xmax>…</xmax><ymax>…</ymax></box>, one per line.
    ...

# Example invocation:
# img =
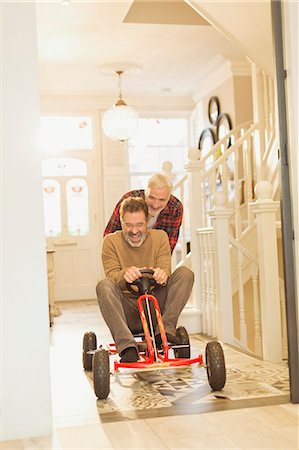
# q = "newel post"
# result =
<box><xmin>209</xmin><ymin>192</ymin><xmax>234</xmax><ymax>344</ymax></box>
<box><xmin>185</xmin><ymin>149</ymin><xmax>202</xmax><ymax>315</ymax></box>
<box><xmin>251</xmin><ymin>181</ymin><xmax>282</xmax><ymax>362</ymax></box>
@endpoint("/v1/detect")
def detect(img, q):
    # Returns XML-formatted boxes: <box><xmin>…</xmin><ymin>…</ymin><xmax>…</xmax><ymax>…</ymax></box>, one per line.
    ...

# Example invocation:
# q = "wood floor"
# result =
<box><xmin>2</xmin><ymin>300</ymin><xmax>298</xmax><ymax>449</ymax></box>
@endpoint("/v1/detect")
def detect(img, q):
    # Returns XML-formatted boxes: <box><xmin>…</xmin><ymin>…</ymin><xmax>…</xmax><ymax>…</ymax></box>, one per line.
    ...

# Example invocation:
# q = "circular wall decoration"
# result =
<box><xmin>216</xmin><ymin>113</ymin><xmax>232</xmax><ymax>150</ymax></box>
<box><xmin>208</xmin><ymin>96</ymin><xmax>220</xmax><ymax>125</ymax></box>
<box><xmin>198</xmin><ymin>128</ymin><xmax>216</xmax><ymax>168</ymax></box>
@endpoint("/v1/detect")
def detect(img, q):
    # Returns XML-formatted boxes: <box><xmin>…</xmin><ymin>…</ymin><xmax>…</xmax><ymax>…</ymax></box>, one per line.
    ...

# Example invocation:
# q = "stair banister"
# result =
<box><xmin>200</xmin><ymin>124</ymin><xmax>259</xmax><ymax>179</ymax></box>
<box><xmin>251</xmin><ymin>181</ymin><xmax>282</xmax><ymax>363</ymax></box>
<box><xmin>209</xmin><ymin>192</ymin><xmax>234</xmax><ymax>344</ymax></box>
<box><xmin>185</xmin><ymin>148</ymin><xmax>203</xmax><ymax>317</ymax></box>
<box><xmin>229</xmin><ymin>235</ymin><xmax>262</xmax><ymax>354</ymax></box>
<box><xmin>252</xmin><ymin>262</ymin><xmax>263</xmax><ymax>356</ymax></box>
<box><xmin>199</xmin><ymin>120</ymin><xmax>252</xmax><ymax>169</ymax></box>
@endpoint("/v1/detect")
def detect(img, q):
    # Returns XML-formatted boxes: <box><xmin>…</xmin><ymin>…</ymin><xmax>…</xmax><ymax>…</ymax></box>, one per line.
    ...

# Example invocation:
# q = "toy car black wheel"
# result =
<box><xmin>205</xmin><ymin>340</ymin><xmax>226</xmax><ymax>391</ymax></box>
<box><xmin>174</xmin><ymin>326</ymin><xmax>191</xmax><ymax>358</ymax></box>
<box><xmin>82</xmin><ymin>331</ymin><xmax>97</xmax><ymax>370</ymax></box>
<box><xmin>93</xmin><ymin>348</ymin><xmax>110</xmax><ymax>400</ymax></box>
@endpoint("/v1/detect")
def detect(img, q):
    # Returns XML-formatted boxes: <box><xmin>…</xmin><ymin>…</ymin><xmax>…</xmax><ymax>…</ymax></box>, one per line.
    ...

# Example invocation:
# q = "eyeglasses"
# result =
<box><xmin>123</xmin><ymin>222</ymin><xmax>146</xmax><ymax>231</ymax></box>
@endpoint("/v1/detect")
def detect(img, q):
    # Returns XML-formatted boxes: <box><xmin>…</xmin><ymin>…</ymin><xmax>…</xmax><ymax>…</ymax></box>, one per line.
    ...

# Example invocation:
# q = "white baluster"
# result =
<box><xmin>203</xmin><ymin>233</ymin><xmax>211</xmax><ymax>335</ymax></box>
<box><xmin>237</xmin><ymin>249</ymin><xmax>247</xmax><ymax>346</ymax></box>
<box><xmin>185</xmin><ymin>148</ymin><xmax>202</xmax><ymax>316</ymax></box>
<box><xmin>251</xmin><ymin>262</ymin><xmax>262</xmax><ymax>356</ymax></box>
<box><xmin>198</xmin><ymin>232</ymin><xmax>206</xmax><ymax>334</ymax></box>
<box><xmin>207</xmin><ymin>232</ymin><xmax>216</xmax><ymax>337</ymax></box>
<box><xmin>251</xmin><ymin>181</ymin><xmax>282</xmax><ymax>362</ymax></box>
<box><xmin>209</xmin><ymin>192</ymin><xmax>234</xmax><ymax>344</ymax></box>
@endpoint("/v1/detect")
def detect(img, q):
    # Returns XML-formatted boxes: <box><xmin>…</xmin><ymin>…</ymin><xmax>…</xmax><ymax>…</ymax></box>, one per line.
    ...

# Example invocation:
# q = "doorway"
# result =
<box><xmin>41</xmin><ymin>116</ymin><xmax>101</xmax><ymax>300</ymax></box>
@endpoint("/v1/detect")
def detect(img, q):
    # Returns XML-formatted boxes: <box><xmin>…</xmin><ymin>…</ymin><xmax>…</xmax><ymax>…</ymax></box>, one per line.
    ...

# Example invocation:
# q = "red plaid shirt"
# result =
<box><xmin>103</xmin><ymin>189</ymin><xmax>183</xmax><ymax>252</ymax></box>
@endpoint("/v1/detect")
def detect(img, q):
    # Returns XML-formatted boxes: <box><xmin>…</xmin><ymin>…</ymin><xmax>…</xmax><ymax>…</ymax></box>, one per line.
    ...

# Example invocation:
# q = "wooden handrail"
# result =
<box><xmin>199</xmin><ymin>120</ymin><xmax>253</xmax><ymax>166</ymax></box>
<box><xmin>173</xmin><ymin>173</ymin><xmax>187</xmax><ymax>192</ymax></box>
<box><xmin>201</xmin><ymin>123</ymin><xmax>258</xmax><ymax>177</ymax></box>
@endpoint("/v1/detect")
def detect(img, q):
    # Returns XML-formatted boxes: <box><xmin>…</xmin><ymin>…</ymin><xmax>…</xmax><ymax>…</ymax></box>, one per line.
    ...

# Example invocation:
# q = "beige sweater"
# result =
<box><xmin>102</xmin><ymin>229</ymin><xmax>171</xmax><ymax>291</ymax></box>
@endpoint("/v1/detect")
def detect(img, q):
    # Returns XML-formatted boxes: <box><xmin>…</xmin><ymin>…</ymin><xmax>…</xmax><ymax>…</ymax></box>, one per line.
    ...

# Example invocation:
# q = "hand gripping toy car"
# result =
<box><xmin>82</xmin><ymin>269</ymin><xmax>226</xmax><ymax>399</ymax></box>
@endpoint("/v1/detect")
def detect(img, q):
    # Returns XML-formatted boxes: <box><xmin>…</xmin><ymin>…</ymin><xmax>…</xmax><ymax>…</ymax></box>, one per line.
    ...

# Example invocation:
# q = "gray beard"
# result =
<box><xmin>125</xmin><ymin>232</ymin><xmax>147</xmax><ymax>248</ymax></box>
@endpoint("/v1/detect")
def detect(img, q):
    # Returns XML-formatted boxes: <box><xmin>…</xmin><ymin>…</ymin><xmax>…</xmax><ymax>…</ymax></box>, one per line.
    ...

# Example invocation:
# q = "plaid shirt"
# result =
<box><xmin>103</xmin><ymin>189</ymin><xmax>183</xmax><ymax>253</ymax></box>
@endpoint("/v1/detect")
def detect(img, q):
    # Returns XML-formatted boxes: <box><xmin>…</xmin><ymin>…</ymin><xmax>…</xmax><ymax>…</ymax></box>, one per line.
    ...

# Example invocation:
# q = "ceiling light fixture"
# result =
<box><xmin>102</xmin><ymin>70</ymin><xmax>139</xmax><ymax>142</ymax></box>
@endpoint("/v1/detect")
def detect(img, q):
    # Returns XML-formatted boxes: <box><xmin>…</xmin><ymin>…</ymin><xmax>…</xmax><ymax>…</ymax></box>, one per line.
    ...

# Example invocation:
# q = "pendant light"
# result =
<box><xmin>102</xmin><ymin>70</ymin><xmax>139</xmax><ymax>142</ymax></box>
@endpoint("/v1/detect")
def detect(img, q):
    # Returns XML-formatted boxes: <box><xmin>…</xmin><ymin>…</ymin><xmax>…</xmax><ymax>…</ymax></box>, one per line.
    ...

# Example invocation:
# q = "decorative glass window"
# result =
<box><xmin>128</xmin><ymin>118</ymin><xmax>188</xmax><ymax>189</ymax></box>
<box><xmin>42</xmin><ymin>179</ymin><xmax>62</xmax><ymax>237</ymax></box>
<box><xmin>39</xmin><ymin>116</ymin><xmax>93</xmax><ymax>152</ymax></box>
<box><xmin>42</xmin><ymin>158</ymin><xmax>87</xmax><ymax>177</ymax></box>
<box><xmin>66</xmin><ymin>179</ymin><xmax>89</xmax><ymax>236</ymax></box>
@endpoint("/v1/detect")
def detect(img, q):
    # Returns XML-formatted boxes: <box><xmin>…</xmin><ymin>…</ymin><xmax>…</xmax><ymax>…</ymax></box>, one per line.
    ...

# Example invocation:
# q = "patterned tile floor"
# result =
<box><xmin>95</xmin><ymin>348</ymin><xmax>289</xmax><ymax>422</ymax></box>
<box><xmin>2</xmin><ymin>300</ymin><xmax>298</xmax><ymax>450</ymax></box>
<box><xmin>50</xmin><ymin>300</ymin><xmax>290</xmax><ymax>425</ymax></box>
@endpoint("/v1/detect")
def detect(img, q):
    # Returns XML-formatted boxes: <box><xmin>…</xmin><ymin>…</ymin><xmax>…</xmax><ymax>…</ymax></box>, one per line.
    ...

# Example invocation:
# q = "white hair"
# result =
<box><xmin>145</xmin><ymin>173</ymin><xmax>173</xmax><ymax>196</ymax></box>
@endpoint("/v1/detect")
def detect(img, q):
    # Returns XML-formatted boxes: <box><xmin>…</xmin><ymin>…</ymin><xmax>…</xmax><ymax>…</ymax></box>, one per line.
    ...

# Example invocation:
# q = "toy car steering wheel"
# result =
<box><xmin>126</xmin><ymin>269</ymin><xmax>157</xmax><ymax>295</ymax></box>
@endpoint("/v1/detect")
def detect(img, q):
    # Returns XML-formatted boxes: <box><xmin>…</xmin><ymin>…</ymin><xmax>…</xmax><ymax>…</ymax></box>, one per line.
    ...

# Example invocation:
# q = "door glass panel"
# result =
<box><xmin>42</xmin><ymin>158</ymin><xmax>87</xmax><ymax>177</ymax></box>
<box><xmin>66</xmin><ymin>178</ymin><xmax>89</xmax><ymax>236</ymax></box>
<box><xmin>43</xmin><ymin>179</ymin><xmax>62</xmax><ymax>236</ymax></box>
<box><xmin>40</xmin><ymin>116</ymin><xmax>93</xmax><ymax>151</ymax></box>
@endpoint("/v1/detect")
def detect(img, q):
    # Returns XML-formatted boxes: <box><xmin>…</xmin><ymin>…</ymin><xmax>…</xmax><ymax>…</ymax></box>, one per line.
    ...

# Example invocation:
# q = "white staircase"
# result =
<box><xmin>163</xmin><ymin>72</ymin><xmax>287</xmax><ymax>363</ymax></box>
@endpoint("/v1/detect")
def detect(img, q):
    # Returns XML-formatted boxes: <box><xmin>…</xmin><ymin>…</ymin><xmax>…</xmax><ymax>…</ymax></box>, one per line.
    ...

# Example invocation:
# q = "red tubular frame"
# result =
<box><xmin>113</xmin><ymin>293</ymin><xmax>203</xmax><ymax>370</ymax></box>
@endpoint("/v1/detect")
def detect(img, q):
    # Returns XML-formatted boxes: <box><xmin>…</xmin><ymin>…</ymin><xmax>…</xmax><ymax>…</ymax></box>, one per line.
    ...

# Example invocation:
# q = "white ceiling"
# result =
<box><xmin>35</xmin><ymin>0</ymin><xmax>243</xmax><ymax>99</ymax></box>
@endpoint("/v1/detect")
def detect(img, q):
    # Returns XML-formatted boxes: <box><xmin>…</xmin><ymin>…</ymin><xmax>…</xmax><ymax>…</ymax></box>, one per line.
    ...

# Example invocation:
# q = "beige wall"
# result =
<box><xmin>234</xmin><ymin>76</ymin><xmax>254</xmax><ymax>125</ymax></box>
<box><xmin>193</xmin><ymin>74</ymin><xmax>253</xmax><ymax>147</ymax></box>
<box><xmin>204</xmin><ymin>77</ymin><xmax>235</xmax><ymax>129</ymax></box>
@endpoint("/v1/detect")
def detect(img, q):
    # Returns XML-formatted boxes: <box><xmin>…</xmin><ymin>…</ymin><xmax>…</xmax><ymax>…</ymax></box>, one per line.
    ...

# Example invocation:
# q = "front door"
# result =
<box><xmin>42</xmin><ymin>153</ymin><xmax>100</xmax><ymax>300</ymax></box>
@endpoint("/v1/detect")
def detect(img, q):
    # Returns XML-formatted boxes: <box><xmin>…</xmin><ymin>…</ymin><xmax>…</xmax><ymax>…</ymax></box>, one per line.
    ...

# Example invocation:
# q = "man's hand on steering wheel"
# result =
<box><xmin>152</xmin><ymin>267</ymin><xmax>168</xmax><ymax>285</ymax></box>
<box><xmin>124</xmin><ymin>266</ymin><xmax>146</xmax><ymax>284</ymax></box>
<box><xmin>124</xmin><ymin>266</ymin><xmax>168</xmax><ymax>286</ymax></box>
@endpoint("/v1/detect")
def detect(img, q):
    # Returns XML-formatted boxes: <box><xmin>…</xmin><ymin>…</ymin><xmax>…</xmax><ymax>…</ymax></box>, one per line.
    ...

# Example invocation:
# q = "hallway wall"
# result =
<box><xmin>1</xmin><ymin>3</ymin><xmax>52</xmax><ymax>440</ymax></box>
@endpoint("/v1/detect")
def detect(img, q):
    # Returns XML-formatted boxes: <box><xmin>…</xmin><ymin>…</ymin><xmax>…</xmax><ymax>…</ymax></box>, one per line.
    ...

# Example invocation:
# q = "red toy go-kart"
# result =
<box><xmin>82</xmin><ymin>269</ymin><xmax>226</xmax><ymax>399</ymax></box>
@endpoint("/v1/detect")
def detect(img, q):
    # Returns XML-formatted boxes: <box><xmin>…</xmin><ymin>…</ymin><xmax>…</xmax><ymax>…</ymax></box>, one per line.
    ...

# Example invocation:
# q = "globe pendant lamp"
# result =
<box><xmin>102</xmin><ymin>70</ymin><xmax>139</xmax><ymax>142</ymax></box>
